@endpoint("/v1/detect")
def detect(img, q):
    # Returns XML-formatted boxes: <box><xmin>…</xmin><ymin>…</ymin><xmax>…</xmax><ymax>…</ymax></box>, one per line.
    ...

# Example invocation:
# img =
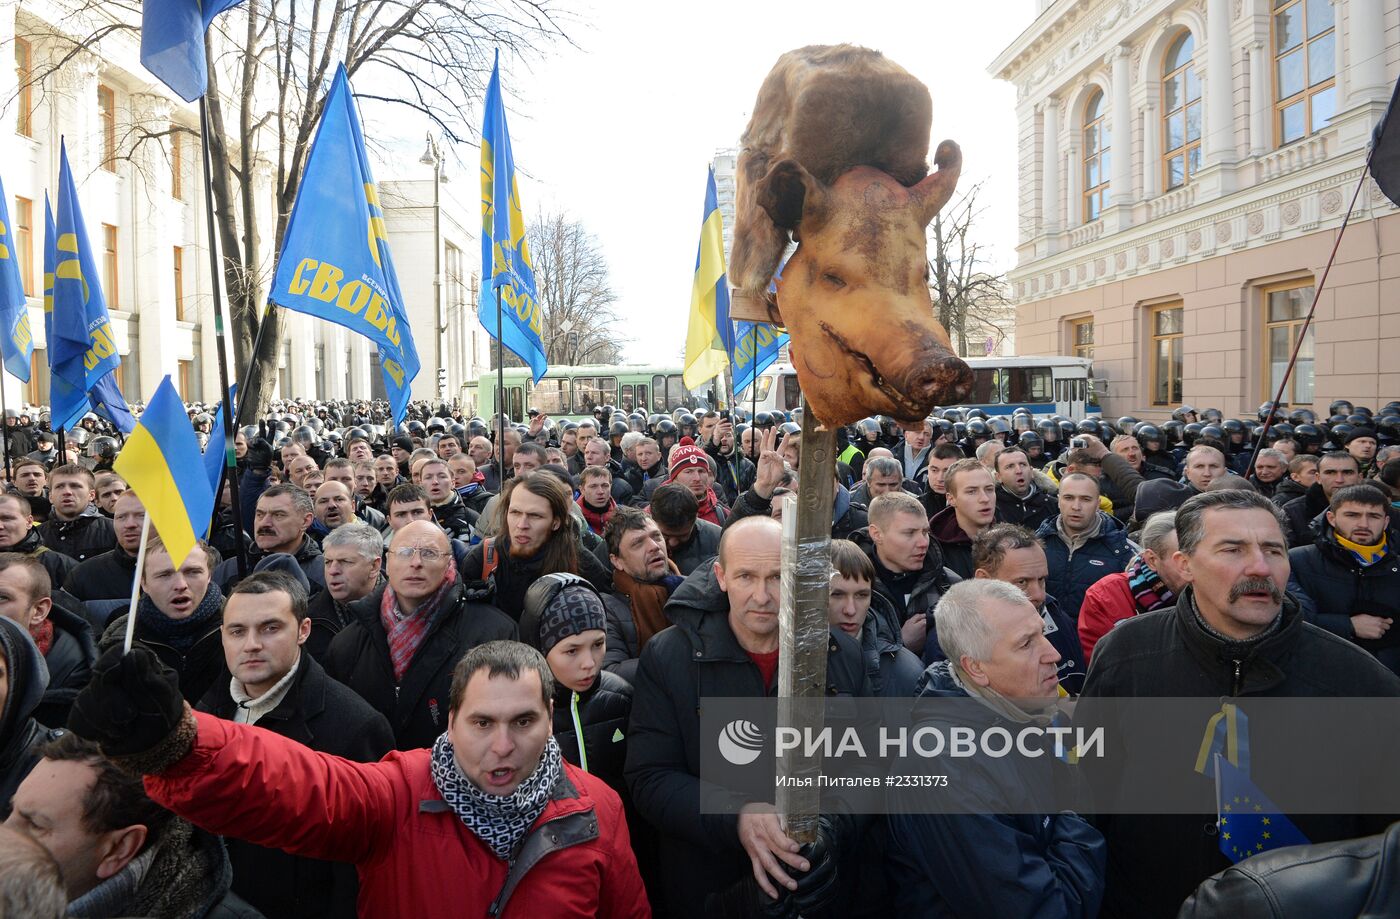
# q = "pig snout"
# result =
<box><xmin>881</xmin><ymin>333</ymin><xmax>975</xmax><ymax>409</ymax></box>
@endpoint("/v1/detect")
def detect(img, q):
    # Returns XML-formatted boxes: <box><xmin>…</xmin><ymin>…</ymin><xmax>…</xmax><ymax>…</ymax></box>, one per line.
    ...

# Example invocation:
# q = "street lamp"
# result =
<box><xmin>420</xmin><ymin>133</ymin><xmax>449</xmax><ymax>403</ymax></box>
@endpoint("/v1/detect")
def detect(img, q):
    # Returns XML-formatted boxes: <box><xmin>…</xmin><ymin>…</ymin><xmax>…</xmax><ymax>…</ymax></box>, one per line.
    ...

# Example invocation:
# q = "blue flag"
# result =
<box><xmin>1214</xmin><ymin>755</ymin><xmax>1310</xmax><ymax>863</ymax></box>
<box><xmin>0</xmin><ymin>176</ymin><xmax>33</xmax><ymax>381</ymax></box>
<box><xmin>730</xmin><ymin>259</ymin><xmax>789</xmax><ymax>396</ymax></box>
<box><xmin>479</xmin><ymin>50</ymin><xmax>547</xmax><ymax>383</ymax></box>
<box><xmin>51</xmin><ymin>141</ymin><xmax>133</xmax><ymax>434</ymax></box>
<box><xmin>268</xmin><ymin>64</ymin><xmax>420</xmax><ymax>423</ymax></box>
<box><xmin>140</xmin><ymin>0</ymin><xmax>245</xmax><ymax>103</ymax></box>
<box><xmin>202</xmin><ymin>384</ymin><xmax>236</xmax><ymax>506</ymax></box>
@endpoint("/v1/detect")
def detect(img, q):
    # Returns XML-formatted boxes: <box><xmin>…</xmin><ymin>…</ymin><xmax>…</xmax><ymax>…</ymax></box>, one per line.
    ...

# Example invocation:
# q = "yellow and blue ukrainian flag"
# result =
<box><xmin>50</xmin><ymin>141</ymin><xmax>133</xmax><ymax>434</ymax></box>
<box><xmin>0</xmin><ymin>175</ymin><xmax>33</xmax><ymax>381</ymax></box>
<box><xmin>730</xmin><ymin>258</ymin><xmax>789</xmax><ymax>396</ymax></box>
<box><xmin>268</xmin><ymin>64</ymin><xmax>420</xmax><ymax>423</ymax></box>
<box><xmin>683</xmin><ymin>167</ymin><xmax>730</xmax><ymax>390</ymax></box>
<box><xmin>479</xmin><ymin>50</ymin><xmax>547</xmax><ymax>383</ymax></box>
<box><xmin>114</xmin><ymin>375</ymin><xmax>215</xmax><ymax>568</ymax></box>
<box><xmin>139</xmin><ymin>0</ymin><xmax>244</xmax><ymax>102</ymax></box>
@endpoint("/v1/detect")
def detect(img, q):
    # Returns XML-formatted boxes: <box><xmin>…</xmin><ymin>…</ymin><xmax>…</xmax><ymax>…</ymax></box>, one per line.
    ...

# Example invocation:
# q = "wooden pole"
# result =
<box><xmin>776</xmin><ymin>399</ymin><xmax>835</xmax><ymax>845</ymax></box>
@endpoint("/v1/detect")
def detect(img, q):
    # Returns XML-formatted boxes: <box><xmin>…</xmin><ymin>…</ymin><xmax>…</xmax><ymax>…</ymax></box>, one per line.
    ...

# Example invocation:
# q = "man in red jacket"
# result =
<box><xmin>1077</xmin><ymin>511</ymin><xmax>1188</xmax><ymax>663</ymax></box>
<box><xmin>67</xmin><ymin>639</ymin><xmax>650</xmax><ymax>919</ymax></box>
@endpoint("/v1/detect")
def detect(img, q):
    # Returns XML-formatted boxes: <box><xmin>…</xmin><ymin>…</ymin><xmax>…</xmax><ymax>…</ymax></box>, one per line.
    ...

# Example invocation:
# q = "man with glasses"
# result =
<box><xmin>324</xmin><ymin>520</ymin><xmax>516</xmax><ymax>750</ymax></box>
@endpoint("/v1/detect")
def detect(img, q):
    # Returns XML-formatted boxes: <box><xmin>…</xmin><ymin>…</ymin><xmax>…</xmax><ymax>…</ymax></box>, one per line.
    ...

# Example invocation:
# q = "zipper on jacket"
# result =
<box><xmin>570</xmin><ymin>690</ymin><xmax>588</xmax><ymax>773</ymax></box>
<box><xmin>1232</xmin><ymin>659</ymin><xmax>1243</xmax><ymax>696</ymax></box>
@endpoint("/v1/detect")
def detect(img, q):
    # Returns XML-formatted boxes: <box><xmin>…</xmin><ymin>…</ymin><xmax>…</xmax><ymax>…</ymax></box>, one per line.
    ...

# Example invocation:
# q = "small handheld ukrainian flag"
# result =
<box><xmin>683</xmin><ymin>167</ymin><xmax>730</xmax><ymax>390</ymax></box>
<box><xmin>0</xmin><ymin>175</ymin><xmax>33</xmax><ymax>382</ymax></box>
<box><xmin>114</xmin><ymin>375</ymin><xmax>214</xmax><ymax>568</ymax></box>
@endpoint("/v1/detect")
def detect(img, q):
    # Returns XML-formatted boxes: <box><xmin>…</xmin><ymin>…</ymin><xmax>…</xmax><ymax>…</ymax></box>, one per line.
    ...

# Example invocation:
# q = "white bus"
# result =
<box><xmin>742</xmin><ymin>355</ymin><xmax>1101</xmax><ymax>419</ymax></box>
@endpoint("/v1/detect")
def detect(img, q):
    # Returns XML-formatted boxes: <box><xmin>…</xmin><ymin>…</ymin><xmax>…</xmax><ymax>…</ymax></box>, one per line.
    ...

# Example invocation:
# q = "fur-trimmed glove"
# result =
<box><xmin>69</xmin><ymin>646</ymin><xmax>196</xmax><ymax>773</ymax></box>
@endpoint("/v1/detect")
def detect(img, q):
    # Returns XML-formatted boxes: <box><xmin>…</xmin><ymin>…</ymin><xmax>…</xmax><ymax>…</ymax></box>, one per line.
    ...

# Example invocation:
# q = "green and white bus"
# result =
<box><xmin>471</xmin><ymin>364</ymin><xmax>717</xmax><ymax>422</ymax></box>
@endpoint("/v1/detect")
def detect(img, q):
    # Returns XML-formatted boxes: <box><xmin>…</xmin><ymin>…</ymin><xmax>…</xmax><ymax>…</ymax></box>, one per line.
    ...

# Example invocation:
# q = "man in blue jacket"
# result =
<box><xmin>886</xmin><ymin>579</ymin><xmax>1105</xmax><ymax>917</ymax></box>
<box><xmin>1037</xmin><ymin>474</ymin><xmax>1134</xmax><ymax>622</ymax></box>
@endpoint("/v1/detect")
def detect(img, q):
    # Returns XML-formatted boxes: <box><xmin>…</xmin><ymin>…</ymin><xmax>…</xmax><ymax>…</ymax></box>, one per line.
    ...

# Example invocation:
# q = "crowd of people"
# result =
<box><xmin>0</xmin><ymin>394</ymin><xmax>1396</xmax><ymax>918</ymax></box>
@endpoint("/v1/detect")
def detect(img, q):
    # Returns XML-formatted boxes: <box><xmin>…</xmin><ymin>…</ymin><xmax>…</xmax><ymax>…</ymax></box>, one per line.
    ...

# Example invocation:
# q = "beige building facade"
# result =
<box><xmin>991</xmin><ymin>0</ymin><xmax>1400</xmax><ymax>418</ymax></box>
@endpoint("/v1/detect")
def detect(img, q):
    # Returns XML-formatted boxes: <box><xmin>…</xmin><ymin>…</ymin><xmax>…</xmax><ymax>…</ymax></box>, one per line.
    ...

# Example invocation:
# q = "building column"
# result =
<box><xmin>1247</xmin><ymin>41</ymin><xmax>1268</xmax><ymax>156</ymax></box>
<box><xmin>1040</xmin><ymin>101</ymin><xmax>1060</xmax><ymax>234</ymax></box>
<box><xmin>131</xmin><ymin>93</ymin><xmax>178</xmax><ymax>400</ymax></box>
<box><xmin>1110</xmin><ymin>47</ymin><xmax>1133</xmax><ymax>208</ymax></box>
<box><xmin>1348</xmin><ymin>0</ymin><xmax>1386</xmax><ymax>106</ymax></box>
<box><xmin>1064</xmin><ymin>137</ymin><xmax>1081</xmax><ymax>227</ymax></box>
<box><xmin>324</xmin><ymin>325</ymin><xmax>347</xmax><ymax>400</ymax></box>
<box><xmin>1204</xmin><ymin>0</ymin><xmax>1236</xmax><ymax>165</ymax></box>
<box><xmin>1141</xmin><ymin>101</ymin><xmax>1159</xmax><ymax>199</ymax></box>
<box><xmin>52</xmin><ymin>52</ymin><xmax>103</xmax><ymax>179</ymax></box>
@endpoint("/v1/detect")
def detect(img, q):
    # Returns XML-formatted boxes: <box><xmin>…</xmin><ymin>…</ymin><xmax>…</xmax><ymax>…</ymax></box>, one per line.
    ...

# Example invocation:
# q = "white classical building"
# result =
<box><xmin>991</xmin><ymin>0</ymin><xmax>1399</xmax><ymax>417</ymax></box>
<box><xmin>0</xmin><ymin>0</ymin><xmax>488</xmax><ymax>413</ymax></box>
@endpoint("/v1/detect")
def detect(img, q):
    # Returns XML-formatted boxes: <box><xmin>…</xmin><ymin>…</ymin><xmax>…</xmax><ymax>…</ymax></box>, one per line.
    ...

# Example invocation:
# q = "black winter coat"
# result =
<box><xmin>851</xmin><ymin>589</ymin><xmax>925</xmax><ymax>698</ymax></box>
<box><xmin>38</xmin><ymin>507</ymin><xmax>116</xmax><ymax>562</ymax></box>
<box><xmin>63</xmin><ymin>545</ymin><xmax>138</xmax><ymax>601</ymax></box>
<box><xmin>0</xmin><ymin>618</ymin><xmax>60</xmax><ymax>817</ymax></box>
<box><xmin>667</xmin><ymin>518</ymin><xmax>723</xmax><ymax>577</ymax></box>
<box><xmin>885</xmin><ymin>662</ymin><xmax>1106</xmax><ymax>919</ymax></box>
<box><xmin>323</xmin><ymin>579</ymin><xmax>517</xmax><ymax>750</ymax></box>
<box><xmin>1038</xmin><ymin>512</ymin><xmax>1134</xmax><ymax>621</ymax></box>
<box><xmin>603</xmin><ymin>593</ymin><xmax>642</xmax><ymax>684</ymax></box>
<box><xmin>5</xmin><ymin>528</ymin><xmax>77</xmax><ymax>590</ymax></box>
<box><xmin>35</xmin><ymin>600</ymin><xmax>96</xmax><ymax>727</ymax></box>
<box><xmin>1283</xmin><ymin>484</ymin><xmax>1400</xmax><ymax>549</ymax></box>
<box><xmin>303</xmin><ymin>586</ymin><xmax>371</xmax><ymax>664</ymax></box>
<box><xmin>551</xmin><ymin>671</ymin><xmax>632</xmax><ymax>798</ymax></box>
<box><xmin>1079</xmin><ymin>589</ymin><xmax>1400</xmax><ymax>919</ymax></box>
<box><xmin>431</xmin><ymin>493</ymin><xmax>477</xmax><ymax>543</ymax></box>
<box><xmin>214</xmin><ymin>534</ymin><xmax>325</xmax><ymax>595</ymax></box>
<box><xmin>1287</xmin><ymin>525</ymin><xmax>1400</xmax><ymax>655</ymax></box>
<box><xmin>100</xmin><ymin>591</ymin><xmax>227</xmax><ymax>706</ymax></box>
<box><xmin>850</xmin><ymin>528</ymin><xmax>957</xmax><ymax>657</ymax></box>
<box><xmin>623</xmin><ymin>563</ymin><xmax>870</xmax><ymax>919</ymax></box>
<box><xmin>197</xmin><ymin>654</ymin><xmax>394</xmax><ymax>919</ymax></box>
<box><xmin>459</xmin><ymin>537</ymin><xmax>612</xmax><ymax>622</ymax></box>
<box><xmin>995</xmin><ymin>484</ymin><xmax>1058</xmax><ymax>531</ymax></box>
<box><xmin>1271</xmin><ymin>477</ymin><xmax>1308</xmax><ymax>508</ymax></box>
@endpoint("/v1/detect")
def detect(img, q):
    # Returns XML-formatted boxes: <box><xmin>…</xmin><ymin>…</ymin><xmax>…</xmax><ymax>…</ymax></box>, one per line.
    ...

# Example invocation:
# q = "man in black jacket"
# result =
<box><xmin>100</xmin><ymin>541</ymin><xmax>226</xmax><ymax>705</ymax></box>
<box><xmin>602</xmin><ymin>507</ymin><xmax>683</xmax><ymax>683</ymax></box>
<box><xmin>649</xmin><ymin>483</ymin><xmax>722</xmax><ymax>577</ymax></box>
<box><xmin>993</xmin><ymin>447</ymin><xmax>1058</xmax><ymax>531</ymax></box>
<box><xmin>307</xmin><ymin>522</ymin><xmax>384</xmax><ymax>662</ymax></box>
<box><xmin>420</xmin><ymin>457</ymin><xmax>477</xmax><ymax>543</ymax></box>
<box><xmin>324</xmin><ymin>520</ymin><xmax>516</xmax><ymax>750</ymax></box>
<box><xmin>0</xmin><ymin>555</ymin><xmax>94</xmax><ymax>728</ymax></box>
<box><xmin>0</xmin><ymin>494</ymin><xmax>76</xmax><ymax>589</ymax></box>
<box><xmin>63</xmin><ymin>490</ymin><xmax>144</xmax><ymax>601</ymax></box>
<box><xmin>38</xmin><ymin>464</ymin><xmax>116</xmax><ymax>563</ymax></box>
<box><xmin>625</xmin><ymin>516</ymin><xmax>870</xmax><ymax>919</ymax></box>
<box><xmin>1281</xmin><ymin>451</ymin><xmax>1400</xmax><ymax>547</ymax></box>
<box><xmin>199</xmin><ymin>571</ymin><xmax>394</xmax><ymax>919</ymax></box>
<box><xmin>851</xmin><ymin>491</ymin><xmax>957</xmax><ymax>661</ymax></box>
<box><xmin>1272</xmin><ymin>454</ymin><xmax>1317</xmax><ymax>508</ymax></box>
<box><xmin>1080</xmin><ymin>489</ymin><xmax>1400</xmax><ymax>919</ymax></box>
<box><xmin>1287</xmin><ymin>483</ymin><xmax>1400</xmax><ymax>673</ymax></box>
<box><xmin>215</xmin><ymin>484</ymin><xmax>325</xmax><ymax>593</ymax></box>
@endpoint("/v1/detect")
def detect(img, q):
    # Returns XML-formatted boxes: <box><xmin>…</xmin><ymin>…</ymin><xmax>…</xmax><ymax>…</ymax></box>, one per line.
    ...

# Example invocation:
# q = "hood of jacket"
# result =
<box><xmin>663</xmin><ymin>563</ymin><xmax>750</xmax><ymax>663</ymax></box>
<box><xmin>929</xmin><ymin>504</ymin><xmax>974</xmax><ymax>546</ymax></box>
<box><xmin>0</xmin><ymin>617</ymin><xmax>48</xmax><ymax>744</ymax></box>
<box><xmin>849</xmin><ymin>527</ymin><xmax>948</xmax><ymax>596</ymax></box>
<box><xmin>915</xmin><ymin>659</ymin><xmax>966</xmax><ymax>700</ymax></box>
<box><xmin>1036</xmin><ymin>510</ymin><xmax>1125</xmax><ymax>546</ymax></box>
<box><xmin>5</xmin><ymin>526</ymin><xmax>44</xmax><ymax>555</ymax></box>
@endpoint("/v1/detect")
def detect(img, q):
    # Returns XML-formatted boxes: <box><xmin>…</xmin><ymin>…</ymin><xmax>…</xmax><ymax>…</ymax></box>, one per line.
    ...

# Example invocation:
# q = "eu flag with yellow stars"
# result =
<box><xmin>1214</xmin><ymin>755</ymin><xmax>1309</xmax><ymax>863</ymax></box>
<box><xmin>268</xmin><ymin>64</ymin><xmax>420</xmax><ymax>423</ymax></box>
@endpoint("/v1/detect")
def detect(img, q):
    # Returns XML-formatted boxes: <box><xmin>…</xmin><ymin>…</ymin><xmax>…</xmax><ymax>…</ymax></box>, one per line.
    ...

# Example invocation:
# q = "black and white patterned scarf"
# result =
<box><xmin>429</xmin><ymin>733</ymin><xmax>563</xmax><ymax>860</ymax></box>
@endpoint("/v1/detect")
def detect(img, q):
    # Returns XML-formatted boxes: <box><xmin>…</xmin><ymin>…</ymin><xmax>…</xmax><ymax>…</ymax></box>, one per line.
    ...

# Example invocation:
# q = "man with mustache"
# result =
<box><xmin>214</xmin><ymin>484</ymin><xmax>325</xmax><ymax>595</ymax></box>
<box><xmin>1288</xmin><ymin>483</ymin><xmax>1400</xmax><ymax>674</ymax></box>
<box><xmin>600</xmin><ymin>507</ymin><xmax>683</xmax><ymax>684</ymax></box>
<box><xmin>1079</xmin><ymin>490</ymin><xmax>1400</xmax><ymax>919</ymax></box>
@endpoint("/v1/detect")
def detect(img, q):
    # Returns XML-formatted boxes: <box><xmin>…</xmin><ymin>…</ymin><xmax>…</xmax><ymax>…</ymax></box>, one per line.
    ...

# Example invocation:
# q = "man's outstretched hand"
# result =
<box><xmin>69</xmin><ymin>646</ymin><xmax>186</xmax><ymax>759</ymax></box>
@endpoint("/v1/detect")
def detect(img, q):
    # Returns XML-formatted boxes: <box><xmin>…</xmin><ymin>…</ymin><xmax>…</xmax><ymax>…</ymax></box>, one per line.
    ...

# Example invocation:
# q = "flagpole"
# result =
<box><xmin>1245</xmin><ymin>157</ymin><xmax>1375</xmax><ymax>477</ymax></box>
<box><xmin>0</xmin><ymin>375</ymin><xmax>10</xmax><ymax>482</ymax></box>
<box><xmin>121</xmin><ymin>512</ymin><xmax>153</xmax><ymax>654</ymax></box>
<box><xmin>198</xmin><ymin>99</ymin><xmax>249</xmax><ymax>578</ymax></box>
<box><xmin>496</xmin><ymin>290</ymin><xmax>506</xmax><ymax>480</ymax></box>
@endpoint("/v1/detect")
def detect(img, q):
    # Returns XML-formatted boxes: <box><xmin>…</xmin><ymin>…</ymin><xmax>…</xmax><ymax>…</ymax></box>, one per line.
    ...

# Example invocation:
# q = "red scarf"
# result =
<box><xmin>695</xmin><ymin>487</ymin><xmax>725</xmax><ymax>527</ymax></box>
<box><xmin>576</xmin><ymin>495</ymin><xmax>616</xmax><ymax>535</ymax></box>
<box><xmin>31</xmin><ymin>619</ymin><xmax>53</xmax><ymax>656</ymax></box>
<box><xmin>379</xmin><ymin>557</ymin><xmax>458</xmax><ymax>682</ymax></box>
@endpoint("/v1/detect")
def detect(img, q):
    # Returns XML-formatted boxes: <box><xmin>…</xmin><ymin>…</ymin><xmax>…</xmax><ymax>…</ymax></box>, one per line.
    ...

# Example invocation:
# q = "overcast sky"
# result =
<box><xmin>380</xmin><ymin>0</ymin><xmax>1037</xmax><ymax>364</ymax></box>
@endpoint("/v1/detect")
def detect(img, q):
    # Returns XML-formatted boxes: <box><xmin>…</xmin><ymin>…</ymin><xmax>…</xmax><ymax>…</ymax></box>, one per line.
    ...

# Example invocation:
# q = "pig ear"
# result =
<box><xmin>913</xmin><ymin>139</ymin><xmax>962</xmax><ymax>228</ymax></box>
<box><xmin>756</xmin><ymin>158</ymin><xmax>824</xmax><ymax>231</ymax></box>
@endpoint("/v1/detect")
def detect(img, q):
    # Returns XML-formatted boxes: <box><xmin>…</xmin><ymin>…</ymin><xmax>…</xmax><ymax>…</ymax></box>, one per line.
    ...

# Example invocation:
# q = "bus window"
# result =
<box><xmin>574</xmin><ymin>376</ymin><xmax>618</xmax><ymax>415</ymax></box>
<box><xmin>652</xmin><ymin>375</ymin><xmax>668</xmax><ymax>413</ymax></box>
<box><xmin>781</xmin><ymin>374</ymin><xmax>802</xmax><ymax>412</ymax></box>
<box><xmin>970</xmin><ymin>368</ymin><xmax>1000</xmax><ymax>404</ymax></box>
<box><xmin>749</xmin><ymin>375</ymin><xmax>774</xmax><ymax>404</ymax></box>
<box><xmin>1006</xmin><ymin>367</ymin><xmax>1052</xmax><ymax>403</ymax></box>
<box><xmin>506</xmin><ymin>386</ymin><xmax>523</xmax><ymax>422</ymax></box>
<box><xmin>666</xmin><ymin>375</ymin><xmax>689</xmax><ymax>411</ymax></box>
<box><xmin>635</xmin><ymin>384</ymin><xmax>648</xmax><ymax>414</ymax></box>
<box><xmin>620</xmin><ymin>384</ymin><xmax>634</xmax><ymax>412</ymax></box>
<box><xmin>530</xmin><ymin>378</ymin><xmax>569</xmax><ymax>415</ymax></box>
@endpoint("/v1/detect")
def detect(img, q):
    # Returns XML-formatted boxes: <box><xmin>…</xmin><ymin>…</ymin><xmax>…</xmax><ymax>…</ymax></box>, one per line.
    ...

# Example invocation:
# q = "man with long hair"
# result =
<box><xmin>460</xmin><ymin>473</ymin><xmax>610</xmax><ymax>621</ymax></box>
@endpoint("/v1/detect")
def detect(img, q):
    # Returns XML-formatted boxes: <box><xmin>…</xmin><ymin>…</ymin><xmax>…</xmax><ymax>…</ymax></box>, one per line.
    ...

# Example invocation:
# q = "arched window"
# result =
<box><xmin>1162</xmin><ymin>32</ymin><xmax>1201</xmax><ymax>190</ymax></box>
<box><xmin>1082</xmin><ymin>90</ymin><xmax>1109</xmax><ymax>222</ymax></box>
<box><xmin>1273</xmin><ymin>0</ymin><xmax>1335</xmax><ymax>145</ymax></box>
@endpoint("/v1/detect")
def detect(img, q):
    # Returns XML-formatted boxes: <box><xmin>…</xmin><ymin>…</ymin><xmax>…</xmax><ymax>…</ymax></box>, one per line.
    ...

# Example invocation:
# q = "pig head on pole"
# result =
<box><xmin>731</xmin><ymin>44</ymin><xmax>974</xmax><ymax>426</ymax></box>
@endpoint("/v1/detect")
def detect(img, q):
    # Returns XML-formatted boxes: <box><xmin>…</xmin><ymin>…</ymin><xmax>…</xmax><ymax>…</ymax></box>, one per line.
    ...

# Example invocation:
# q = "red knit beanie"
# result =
<box><xmin>667</xmin><ymin>437</ymin><xmax>709</xmax><ymax>482</ymax></box>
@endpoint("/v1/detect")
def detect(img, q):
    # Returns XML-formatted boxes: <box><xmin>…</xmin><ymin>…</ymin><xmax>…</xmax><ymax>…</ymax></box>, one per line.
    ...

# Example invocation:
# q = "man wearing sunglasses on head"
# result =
<box><xmin>324</xmin><ymin>520</ymin><xmax>517</xmax><ymax>750</ymax></box>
